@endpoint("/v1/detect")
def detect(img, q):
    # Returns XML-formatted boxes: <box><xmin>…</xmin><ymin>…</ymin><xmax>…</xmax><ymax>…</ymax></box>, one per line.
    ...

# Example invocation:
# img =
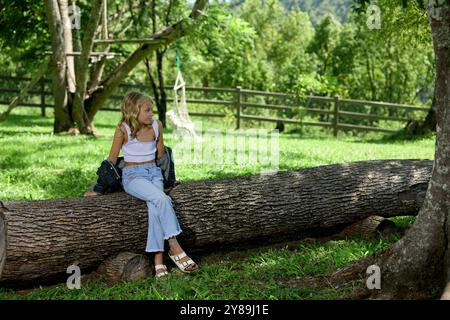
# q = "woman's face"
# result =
<box><xmin>137</xmin><ymin>102</ymin><xmax>153</xmax><ymax>124</ymax></box>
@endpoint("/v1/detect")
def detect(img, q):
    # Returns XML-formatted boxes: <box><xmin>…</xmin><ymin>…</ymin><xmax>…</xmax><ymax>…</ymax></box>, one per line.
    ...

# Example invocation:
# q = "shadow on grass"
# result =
<box><xmin>0</xmin><ymin>114</ymin><xmax>52</xmax><ymax>128</ymax></box>
<box><xmin>36</xmin><ymin>167</ymin><xmax>96</xmax><ymax>199</ymax></box>
<box><xmin>0</xmin><ymin>149</ymin><xmax>33</xmax><ymax>170</ymax></box>
<box><xmin>0</xmin><ymin>129</ymin><xmax>55</xmax><ymax>137</ymax></box>
<box><xmin>348</xmin><ymin>128</ymin><xmax>436</xmax><ymax>145</ymax></box>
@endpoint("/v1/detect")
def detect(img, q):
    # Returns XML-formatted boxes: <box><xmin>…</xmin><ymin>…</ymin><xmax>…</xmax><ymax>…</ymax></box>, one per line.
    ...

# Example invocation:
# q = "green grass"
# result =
<box><xmin>0</xmin><ymin>106</ymin><xmax>435</xmax><ymax>300</ymax></box>
<box><xmin>0</xmin><ymin>236</ymin><xmax>401</xmax><ymax>300</ymax></box>
<box><xmin>0</xmin><ymin>106</ymin><xmax>435</xmax><ymax>201</ymax></box>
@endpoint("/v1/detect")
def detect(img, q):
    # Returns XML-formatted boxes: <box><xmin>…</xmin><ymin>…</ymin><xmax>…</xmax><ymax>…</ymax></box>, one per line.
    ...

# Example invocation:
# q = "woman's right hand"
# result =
<box><xmin>84</xmin><ymin>191</ymin><xmax>100</xmax><ymax>197</ymax></box>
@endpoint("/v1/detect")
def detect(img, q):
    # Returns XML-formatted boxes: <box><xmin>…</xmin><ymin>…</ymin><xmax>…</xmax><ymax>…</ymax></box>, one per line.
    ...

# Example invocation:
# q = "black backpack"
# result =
<box><xmin>93</xmin><ymin>147</ymin><xmax>177</xmax><ymax>194</ymax></box>
<box><xmin>94</xmin><ymin>158</ymin><xmax>124</xmax><ymax>194</ymax></box>
<box><xmin>156</xmin><ymin>146</ymin><xmax>177</xmax><ymax>190</ymax></box>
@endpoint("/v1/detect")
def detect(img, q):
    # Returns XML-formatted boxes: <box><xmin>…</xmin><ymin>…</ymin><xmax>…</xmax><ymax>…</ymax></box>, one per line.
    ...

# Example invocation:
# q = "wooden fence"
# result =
<box><xmin>0</xmin><ymin>75</ymin><xmax>430</xmax><ymax>136</ymax></box>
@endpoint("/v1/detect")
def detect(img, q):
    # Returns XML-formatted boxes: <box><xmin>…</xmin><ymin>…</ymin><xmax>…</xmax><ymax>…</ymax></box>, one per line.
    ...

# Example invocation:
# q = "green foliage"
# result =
<box><xmin>0</xmin><ymin>0</ymin><xmax>437</xmax><ymax>129</ymax></box>
<box><xmin>307</xmin><ymin>13</ymin><xmax>342</xmax><ymax>76</ymax></box>
<box><xmin>183</xmin><ymin>2</ymin><xmax>259</xmax><ymax>88</ymax></box>
<box><xmin>331</xmin><ymin>2</ymin><xmax>434</xmax><ymax>129</ymax></box>
<box><xmin>0</xmin><ymin>0</ymin><xmax>50</xmax><ymax>74</ymax></box>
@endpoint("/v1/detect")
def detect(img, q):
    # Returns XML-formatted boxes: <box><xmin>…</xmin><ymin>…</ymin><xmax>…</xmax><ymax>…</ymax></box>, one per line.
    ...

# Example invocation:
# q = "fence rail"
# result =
<box><xmin>0</xmin><ymin>75</ymin><xmax>430</xmax><ymax>136</ymax></box>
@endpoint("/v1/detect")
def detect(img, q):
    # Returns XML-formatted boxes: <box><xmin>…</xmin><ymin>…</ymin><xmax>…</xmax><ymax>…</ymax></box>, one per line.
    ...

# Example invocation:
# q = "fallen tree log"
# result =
<box><xmin>0</xmin><ymin>159</ymin><xmax>432</xmax><ymax>285</ymax></box>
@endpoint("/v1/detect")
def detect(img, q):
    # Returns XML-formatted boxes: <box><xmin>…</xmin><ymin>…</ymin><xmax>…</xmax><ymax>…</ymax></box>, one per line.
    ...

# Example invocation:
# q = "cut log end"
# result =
<box><xmin>97</xmin><ymin>252</ymin><xmax>152</xmax><ymax>283</ymax></box>
<box><xmin>440</xmin><ymin>282</ymin><xmax>450</xmax><ymax>300</ymax></box>
<box><xmin>0</xmin><ymin>208</ymin><xmax>6</xmax><ymax>280</ymax></box>
<box><xmin>334</xmin><ymin>215</ymin><xmax>398</xmax><ymax>240</ymax></box>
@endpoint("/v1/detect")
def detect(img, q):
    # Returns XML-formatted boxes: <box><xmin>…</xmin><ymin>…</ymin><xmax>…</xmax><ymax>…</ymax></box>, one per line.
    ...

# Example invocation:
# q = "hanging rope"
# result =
<box><xmin>167</xmin><ymin>41</ymin><xmax>203</xmax><ymax>142</ymax></box>
<box><xmin>175</xmin><ymin>40</ymin><xmax>182</xmax><ymax>71</ymax></box>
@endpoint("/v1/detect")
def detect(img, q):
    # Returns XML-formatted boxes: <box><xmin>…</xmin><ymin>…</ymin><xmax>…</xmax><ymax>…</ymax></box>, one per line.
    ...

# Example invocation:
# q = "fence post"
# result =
<box><xmin>333</xmin><ymin>95</ymin><xmax>339</xmax><ymax>137</ymax></box>
<box><xmin>40</xmin><ymin>78</ymin><xmax>46</xmax><ymax>117</ymax></box>
<box><xmin>236</xmin><ymin>86</ymin><xmax>242</xmax><ymax>130</ymax></box>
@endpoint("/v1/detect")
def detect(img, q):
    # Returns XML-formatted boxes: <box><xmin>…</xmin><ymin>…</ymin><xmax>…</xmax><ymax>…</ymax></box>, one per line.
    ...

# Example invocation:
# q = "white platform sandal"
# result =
<box><xmin>168</xmin><ymin>251</ymin><xmax>198</xmax><ymax>273</ymax></box>
<box><xmin>154</xmin><ymin>264</ymin><xmax>169</xmax><ymax>278</ymax></box>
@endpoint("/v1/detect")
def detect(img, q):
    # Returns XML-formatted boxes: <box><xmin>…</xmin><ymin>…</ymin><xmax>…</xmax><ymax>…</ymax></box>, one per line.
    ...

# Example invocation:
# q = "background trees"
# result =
<box><xmin>0</xmin><ymin>0</ymin><xmax>436</xmax><ymax>135</ymax></box>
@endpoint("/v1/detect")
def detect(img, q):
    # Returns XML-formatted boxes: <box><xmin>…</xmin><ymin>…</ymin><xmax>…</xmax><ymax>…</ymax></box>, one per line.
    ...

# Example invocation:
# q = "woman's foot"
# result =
<box><xmin>168</xmin><ymin>238</ymin><xmax>198</xmax><ymax>273</ymax></box>
<box><xmin>154</xmin><ymin>264</ymin><xmax>168</xmax><ymax>278</ymax></box>
<box><xmin>154</xmin><ymin>252</ymin><xmax>168</xmax><ymax>277</ymax></box>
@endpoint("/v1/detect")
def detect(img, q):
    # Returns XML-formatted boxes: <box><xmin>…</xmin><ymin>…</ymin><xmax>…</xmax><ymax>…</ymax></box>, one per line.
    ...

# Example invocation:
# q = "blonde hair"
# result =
<box><xmin>119</xmin><ymin>91</ymin><xmax>154</xmax><ymax>139</ymax></box>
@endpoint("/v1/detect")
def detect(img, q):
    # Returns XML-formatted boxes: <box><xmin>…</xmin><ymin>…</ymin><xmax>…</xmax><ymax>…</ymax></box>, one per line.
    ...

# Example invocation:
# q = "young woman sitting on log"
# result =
<box><xmin>104</xmin><ymin>91</ymin><xmax>198</xmax><ymax>277</ymax></box>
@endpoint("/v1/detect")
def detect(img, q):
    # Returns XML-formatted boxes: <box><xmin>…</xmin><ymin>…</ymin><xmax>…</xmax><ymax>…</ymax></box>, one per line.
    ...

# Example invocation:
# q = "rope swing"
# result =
<box><xmin>166</xmin><ymin>41</ymin><xmax>203</xmax><ymax>142</ymax></box>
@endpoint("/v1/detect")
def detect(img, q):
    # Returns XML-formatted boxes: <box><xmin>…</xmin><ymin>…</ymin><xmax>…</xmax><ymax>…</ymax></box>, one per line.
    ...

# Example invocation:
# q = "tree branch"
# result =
<box><xmin>58</xmin><ymin>0</ymin><xmax>76</xmax><ymax>93</ymax></box>
<box><xmin>85</xmin><ymin>0</ymin><xmax>208</xmax><ymax>120</ymax></box>
<box><xmin>71</xmin><ymin>0</ymin><xmax>104</xmax><ymax>132</ymax></box>
<box><xmin>0</xmin><ymin>59</ymin><xmax>50</xmax><ymax>122</ymax></box>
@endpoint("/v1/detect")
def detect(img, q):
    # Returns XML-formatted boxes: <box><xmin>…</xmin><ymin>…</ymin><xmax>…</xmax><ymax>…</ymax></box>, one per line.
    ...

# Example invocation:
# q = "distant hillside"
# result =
<box><xmin>280</xmin><ymin>0</ymin><xmax>353</xmax><ymax>24</ymax></box>
<box><xmin>228</xmin><ymin>0</ymin><xmax>353</xmax><ymax>25</ymax></box>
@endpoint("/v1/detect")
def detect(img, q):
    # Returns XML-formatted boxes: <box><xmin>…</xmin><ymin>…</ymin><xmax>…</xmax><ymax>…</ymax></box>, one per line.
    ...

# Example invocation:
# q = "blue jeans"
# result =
<box><xmin>122</xmin><ymin>162</ymin><xmax>182</xmax><ymax>252</ymax></box>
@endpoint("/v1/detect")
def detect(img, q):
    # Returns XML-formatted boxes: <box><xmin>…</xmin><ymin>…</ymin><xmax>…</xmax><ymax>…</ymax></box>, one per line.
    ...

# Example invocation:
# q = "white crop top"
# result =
<box><xmin>121</xmin><ymin>120</ymin><xmax>159</xmax><ymax>162</ymax></box>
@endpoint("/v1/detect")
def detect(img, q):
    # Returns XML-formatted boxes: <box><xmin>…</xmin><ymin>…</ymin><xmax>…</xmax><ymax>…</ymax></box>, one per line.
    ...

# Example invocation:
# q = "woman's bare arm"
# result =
<box><xmin>156</xmin><ymin>120</ymin><xmax>166</xmax><ymax>159</ymax></box>
<box><xmin>107</xmin><ymin>126</ymin><xmax>125</xmax><ymax>165</ymax></box>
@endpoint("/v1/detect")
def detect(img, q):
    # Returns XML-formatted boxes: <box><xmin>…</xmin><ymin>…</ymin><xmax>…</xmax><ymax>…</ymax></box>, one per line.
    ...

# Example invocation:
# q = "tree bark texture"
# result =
<box><xmin>0</xmin><ymin>160</ymin><xmax>432</xmax><ymax>285</ymax></box>
<box><xmin>365</xmin><ymin>1</ymin><xmax>450</xmax><ymax>299</ymax></box>
<box><xmin>70</xmin><ymin>0</ymin><xmax>103</xmax><ymax>134</ymax></box>
<box><xmin>44</xmin><ymin>0</ymin><xmax>73</xmax><ymax>133</ymax></box>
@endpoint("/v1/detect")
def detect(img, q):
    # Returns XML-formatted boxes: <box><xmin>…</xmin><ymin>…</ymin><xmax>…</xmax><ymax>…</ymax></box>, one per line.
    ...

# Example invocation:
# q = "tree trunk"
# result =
<box><xmin>420</xmin><ymin>102</ymin><xmax>437</xmax><ymax>133</ymax></box>
<box><xmin>58</xmin><ymin>0</ymin><xmax>76</xmax><ymax>94</ymax></box>
<box><xmin>141</xmin><ymin>0</ymin><xmax>168</xmax><ymax>129</ymax></box>
<box><xmin>333</xmin><ymin>215</ymin><xmax>398</xmax><ymax>240</ymax></box>
<box><xmin>0</xmin><ymin>160</ymin><xmax>432</xmax><ymax>285</ymax></box>
<box><xmin>144</xmin><ymin>57</ymin><xmax>161</xmax><ymax>114</ymax></box>
<box><xmin>44</xmin><ymin>0</ymin><xmax>74</xmax><ymax>133</ymax></box>
<box><xmin>156</xmin><ymin>50</ymin><xmax>167</xmax><ymax>128</ymax></box>
<box><xmin>358</xmin><ymin>2</ymin><xmax>450</xmax><ymax>300</ymax></box>
<box><xmin>71</xmin><ymin>0</ymin><xmax>103</xmax><ymax>135</ymax></box>
<box><xmin>148</xmin><ymin>0</ymin><xmax>168</xmax><ymax>129</ymax></box>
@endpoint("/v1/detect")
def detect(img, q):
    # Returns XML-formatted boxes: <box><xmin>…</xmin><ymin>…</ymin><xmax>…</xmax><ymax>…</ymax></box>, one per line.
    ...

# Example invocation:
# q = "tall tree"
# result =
<box><xmin>43</xmin><ymin>0</ymin><xmax>208</xmax><ymax>135</ymax></box>
<box><xmin>343</xmin><ymin>0</ymin><xmax>450</xmax><ymax>299</ymax></box>
<box><xmin>307</xmin><ymin>13</ymin><xmax>341</xmax><ymax>76</ymax></box>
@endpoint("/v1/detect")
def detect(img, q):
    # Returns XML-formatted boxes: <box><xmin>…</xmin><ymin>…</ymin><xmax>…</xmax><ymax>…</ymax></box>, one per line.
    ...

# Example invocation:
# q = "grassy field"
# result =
<box><xmin>0</xmin><ymin>106</ymin><xmax>435</xmax><ymax>300</ymax></box>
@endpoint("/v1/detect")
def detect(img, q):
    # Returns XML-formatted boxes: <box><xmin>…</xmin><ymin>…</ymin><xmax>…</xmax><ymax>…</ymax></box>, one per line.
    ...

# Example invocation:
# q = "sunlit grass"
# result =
<box><xmin>0</xmin><ymin>106</ymin><xmax>435</xmax><ymax>201</ymax></box>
